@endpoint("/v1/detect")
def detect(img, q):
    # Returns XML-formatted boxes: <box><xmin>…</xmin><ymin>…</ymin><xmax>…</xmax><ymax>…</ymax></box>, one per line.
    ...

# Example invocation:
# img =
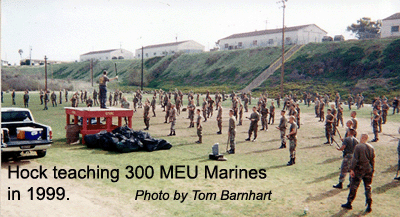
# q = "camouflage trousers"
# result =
<box><xmin>339</xmin><ymin>154</ymin><xmax>353</xmax><ymax>183</ymax></box>
<box><xmin>248</xmin><ymin>123</ymin><xmax>258</xmax><ymax>139</ymax></box>
<box><xmin>170</xmin><ymin>120</ymin><xmax>176</xmax><ymax>131</ymax></box>
<box><xmin>280</xmin><ymin>130</ymin><xmax>286</xmax><ymax>145</ymax></box>
<box><xmin>325</xmin><ymin>127</ymin><xmax>333</xmax><ymax>143</ymax></box>
<box><xmin>217</xmin><ymin>119</ymin><xmax>222</xmax><ymax>131</ymax></box>
<box><xmin>289</xmin><ymin>138</ymin><xmax>297</xmax><ymax>158</ymax></box>
<box><xmin>144</xmin><ymin>117</ymin><xmax>150</xmax><ymax>128</ymax></box>
<box><xmin>197</xmin><ymin>126</ymin><xmax>203</xmax><ymax>139</ymax></box>
<box><xmin>229</xmin><ymin>131</ymin><xmax>236</xmax><ymax>150</ymax></box>
<box><xmin>347</xmin><ymin>171</ymin><xmax>373</xmax><ymax>205</ymax></box>
<box><xmin>261</xmin><ymin>117</ymin><xmax>268</xmax><ymax>129</ymax></box>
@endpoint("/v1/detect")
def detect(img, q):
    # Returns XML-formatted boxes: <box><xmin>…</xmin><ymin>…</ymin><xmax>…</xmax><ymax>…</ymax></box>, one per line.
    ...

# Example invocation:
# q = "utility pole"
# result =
<box><xmin>29</xmin><ymin>46</ymin><xmax>32</xmax><ymax>66</ymax></box>
<box><xmin>44</xmin><ymin>56</ymin><xmax>48</xmax><ymax>92</ymax></box>
<box><xmin>90</xmin><ymin>59</ymin><xmax>93</xmax><ymax>87</ymax></box>
<box><xmin>141</xmin><ymin>46</ymin><xmax>144</xmax><ymax>90</ymax></box>
<box><xmin>278</xmin><ymin>0</ymin><xmax>287</xmax><ymax>97</ymax></box>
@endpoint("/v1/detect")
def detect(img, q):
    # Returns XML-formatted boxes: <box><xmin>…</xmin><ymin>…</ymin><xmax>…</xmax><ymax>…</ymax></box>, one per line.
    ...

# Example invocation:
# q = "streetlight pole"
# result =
<box><xmin>141</xmin><ymin>46</ymin><xmax>144</xmax><ymax>91</ymax></box>
<box><xmin>278</xmin><ymin>0</ymin><xmax>287</xmax><ymax>98</ymax></box>
<box><xmin>44</xmin><ymin>56</ymin><xmax>48</xmax><ymax>93</ymax></box>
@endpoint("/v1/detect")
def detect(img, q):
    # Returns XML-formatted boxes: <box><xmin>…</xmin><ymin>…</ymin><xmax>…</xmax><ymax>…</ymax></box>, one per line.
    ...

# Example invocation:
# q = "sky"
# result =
<box><xmin>1</xmin><ymin>0</ymin><xmax>399</xmax><ymax>65</ymax></box>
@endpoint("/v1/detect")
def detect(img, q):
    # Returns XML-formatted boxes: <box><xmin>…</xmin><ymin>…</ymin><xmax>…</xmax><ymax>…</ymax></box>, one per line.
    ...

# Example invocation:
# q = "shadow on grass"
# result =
<box><xmin>380</xmin><ymin>165</ymin><xmax>398</xmax><ymax>174</ymax></box>
<box><xmin>305</xmin><ymin>189</ymin><xmax>343</xmax><ymax>202</ymax></box>
<box><xmin>245</xmin><ymin>147</ymin><xmax>280</xmax><ymax>155</ymax></box>
<box><xmin>374</xmin><ymin>180</ymin><xmax>400</xmax><ymax>194</ymax></box>
<box><xmin>330</xmin><ymin>209</ymin><xmax>349</xmax><ymax>217</ymax></box>
<box><xmin>264</xmin><ymin>164</ymin><xmax>287</xmax><ymax>171</ymax></box>
<box><xmin>348</xmin><ymin>210</ymin><xmax>370</xmax><ymax>217</ymax></box>
<box><xmin>307</xmin><ymin>171</ymin><xmax>340</xmax><ymax>184</ymax></box>
<box><xmin>318</xmin><ymin>157</ymin><xmax>342</xmax><ymax>165</ymax></box>
<box><xmin>300</xmin><ymin>144</ymin><xmax>325</xmax><ymax>150</ymax></box>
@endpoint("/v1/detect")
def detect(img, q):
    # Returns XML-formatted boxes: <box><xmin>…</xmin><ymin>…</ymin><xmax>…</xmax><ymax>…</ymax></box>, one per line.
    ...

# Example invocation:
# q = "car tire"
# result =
<box><xmin>36</xmin><ymin>150</ymin><xmax>47</xmax><ymax>158</ymax></box>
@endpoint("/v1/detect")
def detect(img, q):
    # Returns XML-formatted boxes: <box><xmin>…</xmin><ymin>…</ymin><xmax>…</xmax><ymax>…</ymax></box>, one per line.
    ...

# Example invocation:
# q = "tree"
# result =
<box><xmin>347</xmin><ymin>17</ymin><xmax>381</xmax><ymax>39</ymax></box>
<box><xmin>18</xmin><ymin>49</ymin><xmax>23</xmax><ymax>59</ymax></box>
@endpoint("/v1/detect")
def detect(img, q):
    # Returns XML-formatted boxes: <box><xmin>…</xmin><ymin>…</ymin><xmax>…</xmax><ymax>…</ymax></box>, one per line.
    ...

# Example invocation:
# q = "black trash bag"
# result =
<box><xmin>114</xmin><ymin>133</ymin><xmax>128</xmax><ymax>141</ymax></box>
<box><xmin>142</xmin><ymin>138</ymin><xmax>158</xmax><ymax>152</ymax></box>
<box><xmin>84</xmin><ymin>134</ymin><xmax>100</xmax><ymax>149</ymax></box>
<box><xmin>157</xmin><ymin>139</ymin><xmax>172</xmax><ymax>150</ymax></box>
<box><xmin>99</xmin><ymin>132</ymin><xmax>118</xmax><ymax>151</ymax></box>
<box><xmin>115</xmin><ymin>138</ymin><xmax>142</xmax><ymax>153</ymax></box>
<box><xmin>133</xmin><ymin>130</ymin><xmax>151</xmax><ymax>142</ymax></box>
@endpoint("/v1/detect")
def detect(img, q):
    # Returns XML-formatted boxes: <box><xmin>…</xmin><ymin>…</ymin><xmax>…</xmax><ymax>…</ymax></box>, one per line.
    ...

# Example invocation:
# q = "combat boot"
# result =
<box><xmin>245</xmin><ymin>138</ymin><xmax>251</xmax><ymax>141</ymax></box>
<box><xmin>279</xmin><ymin>143</ymin><xmax>286</xmax><ymax>149</ymax></box>
<box><xmin>228</xmin><ymin>149</ymin><xmax>235</xmax><ymax>154</ymax></box>
<box><xmin>394</xmin><ymin>176</ymin><xmax>400</xmax><ymax>180</ymax></box>
<box><xmin>333</xmin><ymin>182</ymin><xmax>343</xmax><ymax>189</ymax></box>
<box><xmin>341</xmin><ymin>202</ymin><xmax>352</xmax><ymax>210</ymax></box>
<box><xmin>366</xmin><ymin>200</ymin><xmax>372</xmax><ymax>213</ymax></box>
<box><xmin>293</xmin><ymin>157</ymin><xmax>295</xmax><ymax>164</ymax></box>
<box><xmin>287</xmin><ymin>158</ymin><xmax>294</xmax><ymax>166</ymax></box>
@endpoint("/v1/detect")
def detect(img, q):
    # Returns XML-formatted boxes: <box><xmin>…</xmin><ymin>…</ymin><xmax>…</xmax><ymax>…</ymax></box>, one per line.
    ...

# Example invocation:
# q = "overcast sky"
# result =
<box><xmin>1</xmin><ymin>0</ymin><xmax>399</xmax><ymax>64</ymax></box>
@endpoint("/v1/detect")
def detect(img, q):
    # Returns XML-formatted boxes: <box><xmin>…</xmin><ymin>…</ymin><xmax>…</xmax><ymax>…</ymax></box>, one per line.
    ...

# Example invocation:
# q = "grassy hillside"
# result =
<box><xmin>1</xmin><ymin>46</ymin><xmax>287</xmax><ymax>92</ymax></box>
<box><xmin>259</xmin><ymin>38</ymin><xmax>400</xmax><ymax>100</ymax></box>
<box><xmin>2</xmin><ymin>38</ymin><xmax>400</xmax><ymax>98</ymax></box>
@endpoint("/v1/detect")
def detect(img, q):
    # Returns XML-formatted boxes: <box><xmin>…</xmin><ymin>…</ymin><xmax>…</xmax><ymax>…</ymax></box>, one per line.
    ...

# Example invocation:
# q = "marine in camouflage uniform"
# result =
<box><xmin>176</xmin><ymin>96</ymin><xmax>181</xmax><ymax>115</ymax></box>
<box><xmin>333</xmin><ymin>129</ymin><xmax>358</xmax><ymax>189</ymax></box>
<box><xmin>195</xmin><ymin>109</ymin><xmax>203</xmax><ymax>144</ymax></box>
<box><xmin>347</xmin><ymin>94</ymin><xmax>353</xmax><ymax>110</ymax></box>
<box><xmin>238</xmin><ymin>100</ymin><xmax>243</xmax><ymax>126</ymax></box>
<box><xmin>268</xmin><ymin>101</ymin><xmax>275</xmax><ymax>125</ymax></box>
<box><xmin>109</xmin><ymin>92</ymin><xmax>113</xmax><ymax>107</ymax></box>
<box><xmin>132</xmin><ymin>95</ymin><xmax>139</xmax><ymax>112</ymax></box>
<box><xmin>216</xmin><ymin>102</ymin><xmax>223</xmax><ymax>134</ymax></box>
<box><xmin>243</xmin><ymin>95</ymin><xmax>249</xmax><ymax>112</ymax></box>
<box><xmin>93</xmin><ymin>89</ymin><xmax>98</xmax><ymax>106</ymax></box>
<box><xmin>381</xmin><ymin>101</ymin><xmax>389</xmax><ymax>124</ymax></box>
<box><xmin>121</xmin><ymin>97</ymin><xmax>130</xmax><ymax>125</ymax></box>
<box><xmin>168</xmin><ymin>104</ymin><xmax>177</xmax><ymax>136</ymax></box>
<box><xmin>314</xmin><ymin>98</ymin><xmax>320</xmax><ymax>118</ymax></box>
<box><xmin>86</xmin><ymin>97</ymin><xmax>93</xmax><ymax>107</ymax></box>
<box><xmin>202</xmin><ymin>98</ymin><xmax>208</xmax><ymax>122</ymax></box>
<box><xmin>335</xmin><ymin>92</ymin><xmax>340</xmax><ymax>109</ymax></box>
<box><xmin>164</xmin><ymin>99</ymin><xmax>172</xmax><ymax>124</ymax></box>
<box><xmin>228</xmin><ymin>109</ymin><xmax>236</xmax><ymax>154</ymax></box>
<box><xmin>319</xmin><ymin>100</ymin><xmax>325</xmax><ymax>122</ymax></box>
<box><xmin>40</xmin><ymin>89</ymin><xmax>44</xmax><ymax>105</ymax></box>
<box><xmin>260</xmin><ymin>104</ymin><xmax>269</xmax><ymax>131</ymax></box>
<box><xmin>371</xmin><ymin>109</ymin><xmax>380</xmax><ymax>142</ymax></box>
<box><xmin>295</xmin><ymin>103</ymin><xmax>301</xmax><ymax>129</ymax></box>
<box><xmin>245</xmin><ymin>106</ymin><xmax>259</xmax><ymax>142</ymax></box>
<box><xmin>51</xmin><ymin>91</ymin><xmax>57</xmax><ymax>107</ymax></box>
<box><xmin>65</xmin><ymin>90</ymin><xmax>68</xmax><ymax>103</ymax></box>
<box><xmin>187</xmin><ymin>100</ymin><xmax>196</xmax><ymax>128</ymax></box>
<box><xmin>23</xmin><ymin>90</ymin><xmax>29</xmax><ymax>108</ymax></box>
<box><xmin>341</xmin><ymin>134</ymin><xmax>375</xmax><ymax>213</ymax></box>
<box><xmin>59</xmin><ymin>90</ymin><xmax>63</xmax><ymax>104</ymax></box>
<box><xmin>277</xmin><ymin>110</ymin><xmax>287</xmax><ymax>149</ymax></box>
<box><xmin>337</xmin><ymin>103</ymin><xmax>344</xmax><ymax>127</ymax></box>
<box><xmin>286</xmin><ymin>116</ymin><xmax>298</xmax><ymax>166</ymax></box>
<box><xmin>324</xmin><ymin>109</ymin><xmax>334</xmax><ymax>145</ymax></box>
<box><xmin>143</xmin><ymin>100</ymin><xmax>150</xmax><ymax>130</ymax></box>
<box><xmin>151</xmin><ymin>96</ymin><xmax>156</xmax><ymax>117</ymax></box>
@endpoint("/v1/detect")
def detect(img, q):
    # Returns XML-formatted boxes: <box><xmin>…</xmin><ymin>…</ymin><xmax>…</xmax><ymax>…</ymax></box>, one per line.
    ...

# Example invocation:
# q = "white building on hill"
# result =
<box><xmin>80</xmin><ymin>49</ymin><xmax>134</xmax><ymax>62</ymax></box>
<box><xmin>135</xmin><ymin>40</ymin><xmax>204</xmax><ymax>59</ymax></box>
<box><xmin>217</xmin><ymin>24</ymin><xmax>327</xmax><ymax>51</ymax></box>
<box><xmin>381</xmin><ymin>13</ymin><xmax>400</xmax><ymax>38</ymax></box>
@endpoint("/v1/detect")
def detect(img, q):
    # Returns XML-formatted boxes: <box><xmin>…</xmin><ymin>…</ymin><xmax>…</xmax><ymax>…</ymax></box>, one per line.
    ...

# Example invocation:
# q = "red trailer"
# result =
<box><xmin>65</xmin><ymin>107</ymin><xmax>134</xmax><ymax>144</ymax></box>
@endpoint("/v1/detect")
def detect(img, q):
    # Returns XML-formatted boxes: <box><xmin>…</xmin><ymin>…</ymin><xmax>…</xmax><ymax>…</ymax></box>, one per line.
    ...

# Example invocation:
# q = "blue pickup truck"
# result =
<box><xmin>1</xmin><ymin>108</ymin><xmax>52</xmax><ymax>161</ymax></box>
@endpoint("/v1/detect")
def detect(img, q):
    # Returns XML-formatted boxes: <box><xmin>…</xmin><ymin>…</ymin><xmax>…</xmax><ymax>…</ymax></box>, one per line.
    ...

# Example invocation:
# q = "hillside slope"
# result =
<box><xmin>259</xmin><ymin>38</ymin><xmax>400</xmax><ymax>99</ymax></box>
<box><xmin>2</xmin><ymin>38</ymin><xmax>400</xmax><ymax>98</ymax></box>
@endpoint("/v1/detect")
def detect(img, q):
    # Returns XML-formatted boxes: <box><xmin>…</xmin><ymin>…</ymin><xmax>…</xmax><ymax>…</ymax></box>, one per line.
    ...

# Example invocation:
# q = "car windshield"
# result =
<box><xmin>1</xmin><ymin>111</ymin><xmax>33</xmax><ymax>122</ymax></box>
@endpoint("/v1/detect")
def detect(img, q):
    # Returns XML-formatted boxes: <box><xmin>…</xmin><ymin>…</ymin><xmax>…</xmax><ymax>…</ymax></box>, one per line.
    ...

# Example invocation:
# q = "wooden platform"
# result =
<box><xmin>65</xmin><ymin>107</ymin><xmax>134</xmax><ymax>144</ymax></box>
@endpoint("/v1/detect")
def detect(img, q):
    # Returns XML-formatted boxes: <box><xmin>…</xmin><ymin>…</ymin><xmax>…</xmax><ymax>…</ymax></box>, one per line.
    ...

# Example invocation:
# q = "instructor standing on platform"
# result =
<box><xmin>99</xmin><ymin>70</ymin><xmax>118</xmax><ymax>109</ymax></box>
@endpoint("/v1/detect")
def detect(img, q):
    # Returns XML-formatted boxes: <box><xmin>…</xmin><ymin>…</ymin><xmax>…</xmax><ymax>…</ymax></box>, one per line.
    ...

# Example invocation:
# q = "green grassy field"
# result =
<box><xmin>2</xmin><ymin>92</ymin><xmax>400</xmax><ymax>216</ymax></box>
